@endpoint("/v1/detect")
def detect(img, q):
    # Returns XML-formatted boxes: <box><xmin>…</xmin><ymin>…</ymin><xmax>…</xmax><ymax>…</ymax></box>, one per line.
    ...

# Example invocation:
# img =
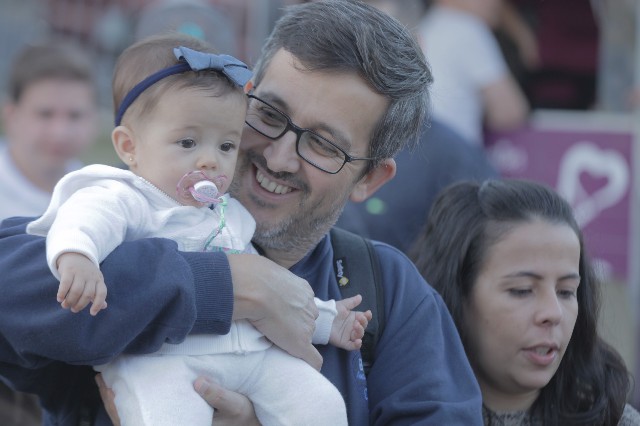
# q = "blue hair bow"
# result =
<box><xmin>115</xmin><ymin>47</ymin><xmax>253</xmax><ymax>126</ymax></box>
<box><xmin>173</xmin><ymin>46</ymin><xmax>252</xmax><ymax>87</ymax></box>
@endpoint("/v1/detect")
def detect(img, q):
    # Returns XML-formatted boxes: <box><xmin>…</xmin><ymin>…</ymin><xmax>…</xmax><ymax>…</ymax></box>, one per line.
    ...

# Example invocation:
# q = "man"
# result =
<box><xmin>0</xmin><ymin>1</ymin><xmax>482</xmax><ymax>424</ymax></box>
<box><xmin>0</xmin><ymin>40</ymin><xmax>99</xmax><ymax>222</ymax></box>
<box><xmin>0</xmin><ymin>38</ymin><xmax>99</xmax><ymax>426</ymax></box>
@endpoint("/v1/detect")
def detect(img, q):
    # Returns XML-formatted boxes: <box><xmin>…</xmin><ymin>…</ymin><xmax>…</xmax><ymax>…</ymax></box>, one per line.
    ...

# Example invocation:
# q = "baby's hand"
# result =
<box><xmin>330</xmin><ymin>294</ymin><xmax>372</xmax><ymax>351</ymax></box>
<box><xmin>57</xmin><ymin>252</ymin><xmax>107</xmax><ymax>316</ymax></box>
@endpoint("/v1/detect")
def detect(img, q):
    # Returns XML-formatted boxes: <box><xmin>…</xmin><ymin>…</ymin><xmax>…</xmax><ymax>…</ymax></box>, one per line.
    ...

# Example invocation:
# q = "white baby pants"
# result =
<box><xmin>97</xmin><ymin>345</ymin><xmax>347</xmax><ymax>426</ymax></box>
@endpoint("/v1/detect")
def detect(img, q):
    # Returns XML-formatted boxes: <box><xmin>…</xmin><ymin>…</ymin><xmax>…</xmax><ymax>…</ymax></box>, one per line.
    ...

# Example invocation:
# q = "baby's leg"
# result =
<box><xmin>96</xmin><ymin>354</ymin><xmax>213</xmax><ymax>426</ymax></box>
<box><xmin>243</xmin><ymin>346</ymin><xmax>348</xmax><ymax>426</ymax></box>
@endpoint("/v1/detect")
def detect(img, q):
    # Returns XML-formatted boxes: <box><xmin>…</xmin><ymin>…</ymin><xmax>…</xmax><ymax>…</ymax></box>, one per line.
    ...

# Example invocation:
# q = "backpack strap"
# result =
<box><xmin>329</xmin><ymin>227</ymin><xmax>385</xmax><ymax>376</ymax></box>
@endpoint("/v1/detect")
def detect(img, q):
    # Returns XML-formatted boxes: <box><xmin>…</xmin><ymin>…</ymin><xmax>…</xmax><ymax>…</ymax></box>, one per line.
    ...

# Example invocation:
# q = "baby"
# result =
<box><xmin>27</xmin><ymin>33</ymin><xmax>370</xmax><ymax>426</ymax></box>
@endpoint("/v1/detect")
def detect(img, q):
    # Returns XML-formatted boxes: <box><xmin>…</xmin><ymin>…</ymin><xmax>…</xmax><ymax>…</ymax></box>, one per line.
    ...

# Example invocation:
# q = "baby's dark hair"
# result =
<box><xmin>112</xmin><ymin>32</ymin><xmax>243</xmax><ymax>126</ymax></box>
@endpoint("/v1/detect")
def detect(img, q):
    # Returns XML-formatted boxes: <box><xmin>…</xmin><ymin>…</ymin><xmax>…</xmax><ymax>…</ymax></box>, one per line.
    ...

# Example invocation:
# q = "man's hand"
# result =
<box><xmin>96</xmin><ymin>374</ymin><xmax>120</xmax><ymax>426</ymax></box>
<box><xmin>97</xmin><ymin>373</ymin><xmax>259</xmax><ymax>426</ymax></box>
<box><xmin>228</xmin><ymin>254</ymin><xmax>323</xmax><ymax>370</ymax></box>
<box><xmin>194</xmin><ymin>377</ymin><xmax>260</xmax><ymax>425</ymax></box>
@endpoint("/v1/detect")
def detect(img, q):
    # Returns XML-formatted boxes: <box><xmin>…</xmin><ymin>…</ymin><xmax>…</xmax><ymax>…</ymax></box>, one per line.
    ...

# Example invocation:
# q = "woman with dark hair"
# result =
<box><xmin>409</xmin><ymin>179</ymin><xmax>640</xmax><ymax>425</ymax></box>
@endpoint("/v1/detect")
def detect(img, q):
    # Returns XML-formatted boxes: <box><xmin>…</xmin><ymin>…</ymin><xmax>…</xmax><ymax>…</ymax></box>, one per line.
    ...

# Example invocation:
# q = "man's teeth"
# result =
<box><xmin>256</xmin><ymin>170</ymin><xmax>292</xmax><ymax>194</ymax></box>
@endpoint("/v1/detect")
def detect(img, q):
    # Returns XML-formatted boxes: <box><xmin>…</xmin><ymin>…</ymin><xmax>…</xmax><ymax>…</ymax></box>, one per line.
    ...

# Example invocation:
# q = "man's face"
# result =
<box><xmin>4</xmin><ymin>78</ymin><xmax>98</xmax><ymax>172</ymax></box>
<box><xmin>231</xmin><ymin>49</ymin><xmax>388</xmax><ymax>263</ymax></box>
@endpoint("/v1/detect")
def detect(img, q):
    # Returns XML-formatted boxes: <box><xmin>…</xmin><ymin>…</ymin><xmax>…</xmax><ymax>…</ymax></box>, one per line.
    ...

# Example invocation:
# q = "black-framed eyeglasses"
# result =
<box><xmin>245</xmin><ymin>93</ymin><xmax>375</xmax><ymax>174</ymax></box>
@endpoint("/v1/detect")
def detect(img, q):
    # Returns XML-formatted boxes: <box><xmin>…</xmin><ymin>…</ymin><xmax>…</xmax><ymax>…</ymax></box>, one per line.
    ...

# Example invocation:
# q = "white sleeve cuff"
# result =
<box><xmin>312</xmin><ymin>298</ymin><xmax>337</xmax><ymax>345</ymax></box>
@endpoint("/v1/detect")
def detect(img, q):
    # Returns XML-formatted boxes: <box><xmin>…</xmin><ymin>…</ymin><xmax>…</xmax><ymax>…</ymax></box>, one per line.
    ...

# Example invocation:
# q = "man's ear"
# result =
<box><xmin>112</xmin><ymin>125</ymin><xmax>137</xmax><ymax>167</ymax></box>
<box><xmin>350</xmin><ymin>158</ymin><xmax>396</xmax><ymax>202</ymax></box>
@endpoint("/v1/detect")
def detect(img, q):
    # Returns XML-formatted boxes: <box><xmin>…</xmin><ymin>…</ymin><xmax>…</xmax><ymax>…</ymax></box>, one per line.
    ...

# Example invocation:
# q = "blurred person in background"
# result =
<box><xmin>0</xmin><ymin>40</ymin><xmax>99</xmax><ymax>222</ymax></box>
<box><xmin>337</xmin><ymin>117</ymin><xmax>499</xmax><ymax>253</ymax></box>
<box><xmin>0</xmin><ymin>380</ymin><xmax>41</xmax><ymax>426</ymax></box>
<box><xmin>417</xmin><ymin>0</ymin><xmax>529</xmax><ymax>147</ymax></box>
<box><xmin>134</xmin><ymin>0</ymin><xmax>239</xmax><ymax>58</ymax></box>
<box><xmin>593</xmin><ymin>0</ymin><xmax>638</xmax><ymax>112</ymax></box>
<box><xmin>0</xmin><ymin>37</ymin><xmax>99</xmax><ymax>426</ymax></box>
<box><xmin>337</xmin><ymin>0</ymin><xmax>499</xmax><ymax>253</ymax></box>
<box><xmin>498</xmin><ymin>0</ymin><xmax>599</xmax><ymax>111</ymax></box>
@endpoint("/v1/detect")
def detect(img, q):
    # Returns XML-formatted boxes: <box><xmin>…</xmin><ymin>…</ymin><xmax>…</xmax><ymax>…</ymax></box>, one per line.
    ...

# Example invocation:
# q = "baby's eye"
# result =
<box><xmin>178</xmin><ymin>139</ymin><xmax>196</xmax><ymax>149</ymax></box>
<box><xmin>220</xmin><ymin>142</ymin><xmax>236</xmax><ymax>152</ymax></box>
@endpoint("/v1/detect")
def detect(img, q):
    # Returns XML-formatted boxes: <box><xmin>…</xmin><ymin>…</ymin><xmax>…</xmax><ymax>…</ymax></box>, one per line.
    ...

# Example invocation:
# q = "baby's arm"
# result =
<box><xmin>57</xmin><ymin>252</ymin><xmax>107</xmax><ymax>316</ymax></box>
<box><xmin>329</xmin><ymin>294</ymin><xmax>372</xmax><ymax>351</ymax></box>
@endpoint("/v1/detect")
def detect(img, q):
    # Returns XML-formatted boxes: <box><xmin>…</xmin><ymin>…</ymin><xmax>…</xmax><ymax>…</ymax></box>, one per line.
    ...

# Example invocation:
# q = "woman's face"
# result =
<box><xmin>464</xmin><ymin>219</ymin><xmax>581</xmax><ymax>411</ymax></box>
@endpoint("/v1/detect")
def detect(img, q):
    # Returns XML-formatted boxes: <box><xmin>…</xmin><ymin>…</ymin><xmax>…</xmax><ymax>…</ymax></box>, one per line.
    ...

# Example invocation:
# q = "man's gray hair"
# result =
<box><xmin>252</xmin><ymin>0</ymin><xmax>433</xmax><ymax>166</ymax></box>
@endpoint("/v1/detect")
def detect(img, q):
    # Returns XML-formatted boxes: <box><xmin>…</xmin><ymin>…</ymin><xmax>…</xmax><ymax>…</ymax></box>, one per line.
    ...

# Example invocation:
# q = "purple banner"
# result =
<box><xmin>486</xmin><ymin>121</ymin><xmax>633</xmax><ymax>282</ymax></box>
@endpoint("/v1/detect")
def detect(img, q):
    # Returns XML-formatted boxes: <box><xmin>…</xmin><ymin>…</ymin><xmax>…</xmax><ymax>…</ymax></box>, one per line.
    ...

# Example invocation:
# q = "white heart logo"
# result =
<box><xmin>556</xmin><ymin>142</ymin><xmax>629</xmax><ymax>228</ymax></box>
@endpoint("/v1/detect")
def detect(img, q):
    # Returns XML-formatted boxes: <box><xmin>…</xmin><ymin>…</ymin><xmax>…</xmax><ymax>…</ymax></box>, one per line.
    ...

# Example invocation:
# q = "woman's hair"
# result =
<box><xmin>251</xmin><ymin>0</ymin><xmax>433</xmax><ymax>169</ymax></box>
<box><xmin>112</xmin><ymin>32</ymin><xmax>243</xmax><ymax>126</ymax></box>
<box><xmin>409</xmin><ymin>179</ymin><xmax>631</xmax><ymax>426</ymax></box>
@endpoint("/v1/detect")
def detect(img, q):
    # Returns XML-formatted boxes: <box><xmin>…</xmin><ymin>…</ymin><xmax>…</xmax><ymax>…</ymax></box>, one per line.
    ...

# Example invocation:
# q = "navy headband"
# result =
<box><xmin>114</xmin><ymin>46</ymin><xmax>253</xmax><ymax>126</ymax></box>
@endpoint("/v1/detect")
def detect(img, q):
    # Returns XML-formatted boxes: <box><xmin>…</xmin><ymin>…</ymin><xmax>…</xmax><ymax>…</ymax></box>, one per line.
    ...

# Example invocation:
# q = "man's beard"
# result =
<box><xmin>252</xmin><ymin>200</ymin><xmax>345</xmax><ymax>254</ymax></box>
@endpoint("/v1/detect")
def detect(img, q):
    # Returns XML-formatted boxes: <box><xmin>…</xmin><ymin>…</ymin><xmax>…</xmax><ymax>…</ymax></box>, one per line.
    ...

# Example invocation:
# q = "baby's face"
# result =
<box><xmin>130</xmin><ymin>87</ymin><xmax>247</xmax><ymax>206</ymax></box>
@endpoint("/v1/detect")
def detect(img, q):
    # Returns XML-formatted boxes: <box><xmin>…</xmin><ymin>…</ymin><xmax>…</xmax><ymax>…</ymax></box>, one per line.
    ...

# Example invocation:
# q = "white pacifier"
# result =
<box><xmin>192</xmin><ymin>180</ymin><xmax>220</xmax><ymax>203</ymax></box>
<box><xmin>177</xmin><ymin>171</ymin><xmax>227</xmax><ymax>204</ymax></box>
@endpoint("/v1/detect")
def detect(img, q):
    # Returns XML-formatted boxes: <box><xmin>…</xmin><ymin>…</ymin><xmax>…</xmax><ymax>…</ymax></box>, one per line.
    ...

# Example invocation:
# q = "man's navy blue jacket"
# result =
<box><xmin>0</xmin><ymin>217</ymin><xmax>482</xmax><ymax>425</ymax></box>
